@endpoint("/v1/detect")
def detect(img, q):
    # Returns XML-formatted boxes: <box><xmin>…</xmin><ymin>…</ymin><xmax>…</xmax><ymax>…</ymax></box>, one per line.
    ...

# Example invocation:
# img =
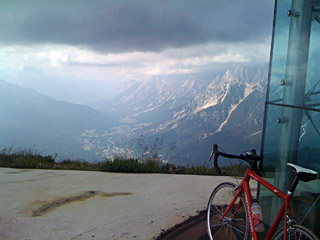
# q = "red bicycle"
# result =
<box><xmin>207</xmin><ymin>144</ymin><xmax>319</xmax><ymax>240</ymax></box>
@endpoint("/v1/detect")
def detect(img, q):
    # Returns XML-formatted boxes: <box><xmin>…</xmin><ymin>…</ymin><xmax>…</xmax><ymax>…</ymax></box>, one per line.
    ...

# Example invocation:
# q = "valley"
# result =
<box><xmin>0</xmin><ymin>65</ymin><xmax>268</xmax><ymax>165</ymax></box>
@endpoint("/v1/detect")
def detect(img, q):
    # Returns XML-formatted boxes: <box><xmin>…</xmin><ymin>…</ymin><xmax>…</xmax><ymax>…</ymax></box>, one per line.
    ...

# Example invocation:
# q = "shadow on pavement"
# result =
<box><xmin>156</xmin><ymin>210</ymin><xmax>209</xmax><ymax>240</ymax></box>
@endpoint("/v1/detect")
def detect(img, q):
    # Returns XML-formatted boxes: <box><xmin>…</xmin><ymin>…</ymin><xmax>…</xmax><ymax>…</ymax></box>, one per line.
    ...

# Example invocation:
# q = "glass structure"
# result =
<box><xmin>261</xmin><ymin>0</ymin><xmax>320</xmax><ymax>237</ymax></box>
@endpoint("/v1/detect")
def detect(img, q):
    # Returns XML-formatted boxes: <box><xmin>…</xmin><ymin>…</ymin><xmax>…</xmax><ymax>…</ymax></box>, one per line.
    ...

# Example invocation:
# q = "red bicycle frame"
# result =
<box><xmin>220</xmin><ymin>168</ymin><xmax>293</xmax><ymax>240</ymax></box>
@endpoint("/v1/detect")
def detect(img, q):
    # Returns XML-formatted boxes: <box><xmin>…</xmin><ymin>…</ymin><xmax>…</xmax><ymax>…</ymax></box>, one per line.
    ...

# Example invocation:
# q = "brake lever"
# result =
<box><xmin>208</xmin><ymin>144</ymin><xmax>222</xmax><ymax>174</ymax></box>
<box><xmin>208</xmin><ymin>150</ymin><xmax>214</xmax><ymax>162</ymax></box>
<box><xmin>214</xmin><ymin>153</ymin><xmax>222</xmax><ymax>174</ymax></box>
<box><xmin>209</xmin><ymin>144</ymin><xmax>218</xmax><ymax>161</ymax></box>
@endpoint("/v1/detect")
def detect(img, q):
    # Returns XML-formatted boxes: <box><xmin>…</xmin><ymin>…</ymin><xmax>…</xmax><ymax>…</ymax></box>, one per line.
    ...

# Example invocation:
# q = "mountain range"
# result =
<box><xmin>0</xmin><ymin>65</ymin><xmax>268</xmax><ymax>165</ymax></box>
<box><xmin>89</xmin><ymin>65</ymin><xmax>268</xmax><ymax>165</ymax></box>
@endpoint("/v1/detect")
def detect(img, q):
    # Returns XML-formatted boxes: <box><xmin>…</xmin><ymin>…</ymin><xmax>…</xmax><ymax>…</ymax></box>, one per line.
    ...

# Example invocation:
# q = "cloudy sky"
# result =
<box><xmin>0</xmin><ymin>0</ymin><xmax>274</xmax><ymax>102</ymax></box>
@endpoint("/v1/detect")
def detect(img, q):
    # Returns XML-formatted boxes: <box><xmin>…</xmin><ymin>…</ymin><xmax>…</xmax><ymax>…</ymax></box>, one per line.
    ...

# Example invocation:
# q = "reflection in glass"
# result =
<box><xmin>260</xmin><ymin>0</ymin><xmax>320</xmax><ymax>237</ymax></box>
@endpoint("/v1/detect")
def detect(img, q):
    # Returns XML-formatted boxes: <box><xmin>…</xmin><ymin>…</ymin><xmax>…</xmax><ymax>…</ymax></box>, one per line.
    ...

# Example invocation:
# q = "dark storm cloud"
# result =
<box><xmin>0</xmin><ymin>0</ymin><xmax>274</xmax><ymax>53</ymax></box>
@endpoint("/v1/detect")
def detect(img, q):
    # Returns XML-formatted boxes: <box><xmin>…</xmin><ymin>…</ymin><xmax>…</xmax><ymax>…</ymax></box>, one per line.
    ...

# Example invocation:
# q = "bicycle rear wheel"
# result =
<box><xmin>272</xmin><ymin>225</ymin><xmax>319</xmax><ymax>240</ymax></box>
<box><xmin>207</xmin><ymin>182</ymin><xmax>249</xmax><ymax>240</ymax></box>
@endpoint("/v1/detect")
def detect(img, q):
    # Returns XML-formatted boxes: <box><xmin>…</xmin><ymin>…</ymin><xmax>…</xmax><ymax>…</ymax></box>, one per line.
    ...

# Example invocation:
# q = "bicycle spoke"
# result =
<box><xmin>232</xmin><ymin>222</ymin><xmax>246</xmax><ymax>228</ymax></box>
<box><xmin>231</xmin><ymin>208</ymin><xmax>245</xmax><ymax>218</ymax></box>
<box><xmin>225</xmin><ymin>223</ymin><xmax>236</xmax><ymax>240</ymax></box>
<box><xmin>211</xmin><ymin>204</ymin><xmax>223</xmax><ymax>215</ymax></box>
<box><xmin>230</xmin><ymin>225</ymin><xmax>238</xmax><ymax>240</ymax></box>
<box><xmin>226</xmin><ymin>223</ymin><xmax>244</xmax><ymax>240</ymax></box>
<box><xmin>226</xmin><ymin>190</ymin><xmax>233</xmax><ymax>211</ymax></box>
<box><xmin>228</xmin><ymin>224</ymin><xmax>245</xmax><ymax>235</ymax></box>
<box><xmin>207</xmin><ymin>183</ymin><xmax>249</xmax><ymax>240</ymax></box>
<box><xmin>224</xmin><ymin>225</ymin><xmax>228</xmax><ymax>240</ymax></box>
<box><xmin>211</xmin><ymin>223</ymin><xmax>225</xmax><ymax>228</ymax></box>
<box><xmin>299</xmin><ymin>232</ymin><xmax>302</xmax><ymax>240</ymax></box>
<box><xmin>231</xmin><ymin>217</ymin><xmax>246</xmax><ymax>221</ymax></box>
<box><xmin>212</xmin><ymin>205</ymin><xmax>225</xmax><ymax>216</ymax></box>
<box><xmin>211</xmin><ymin>205</ymin><xmax>244</xmax><ymax>220</ymax></box>
<box><xmin>211</xmin><ymin>224</ymin><xmax>224</xmax><ymax>237</ymax></box>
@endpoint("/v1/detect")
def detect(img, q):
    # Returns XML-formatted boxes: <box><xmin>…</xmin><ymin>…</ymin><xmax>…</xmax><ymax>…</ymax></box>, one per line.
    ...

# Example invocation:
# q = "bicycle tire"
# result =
<box><xmin>207</xmin><ymin>182</ymin><xmax>249</xmax><ymax>240</ymax></box>
<box><xmin>271</xmin><ymin>224</ymin><xmax>319</xmax><ymax>240</ymax></box>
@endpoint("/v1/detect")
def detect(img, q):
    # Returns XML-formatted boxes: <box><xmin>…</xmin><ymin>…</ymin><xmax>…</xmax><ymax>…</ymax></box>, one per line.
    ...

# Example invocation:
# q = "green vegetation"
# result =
<box><xmin>0</xmin><ymin>148</ymin><xmax>99</xmax><ymax>171</ymax></box>
<box><xmin>98</xmin><ymin>157</ymin><xmax>239</xmax><ymax>175</ymax></box>
<box><xmin>0</xmin><ymin>148</ymin><xmax>55</xmax><ymax>169</ymax></box>
<box><xmin>0</xmin><ymin>148</ymin><xmax>249</xmax><ymax>176</ymax></box>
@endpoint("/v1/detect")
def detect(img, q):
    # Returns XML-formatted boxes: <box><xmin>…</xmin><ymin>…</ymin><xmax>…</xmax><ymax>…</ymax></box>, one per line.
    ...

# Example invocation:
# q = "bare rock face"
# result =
<box><xmin>95</xmin><ymin>65</ymin><xmax>268</xmax><ymax>165</ymax></box>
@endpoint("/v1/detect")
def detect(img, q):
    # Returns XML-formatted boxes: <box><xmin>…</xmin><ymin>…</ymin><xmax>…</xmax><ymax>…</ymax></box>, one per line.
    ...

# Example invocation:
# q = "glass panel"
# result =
<box><xmin>304</xmin><ymin>8</ymin><xmax>320</xmax><ymax>115</ymax></box>
<box><xmin>267</xmin><ymin>0</ymin><xmax>291</xmax><ymax>103</ymax></box>
<box><xmin>295</xmin><ymin>110</ymin><xmax>320</xmax><ymax>234</ymax></box>
<box><xmin>261</xmin><ymin>0</ymin><xmax>320</xmax><ymax>237</ymax></box>
<box><xmin>267</xmin><ymin>0</ymin><xmax>320</xmax><ymax>111</ymax></box>
<box><xmin>261</xmin><ymin>104</ymin><xmax>282</xmax><ymax>177</ymax></box>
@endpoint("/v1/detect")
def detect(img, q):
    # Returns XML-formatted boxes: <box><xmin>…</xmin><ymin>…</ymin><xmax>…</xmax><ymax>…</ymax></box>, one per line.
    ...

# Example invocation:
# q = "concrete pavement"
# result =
<box><xmin>0</xmin><ymin>168</ymin><xmax>239</xmax><ymax>240</ymax></box>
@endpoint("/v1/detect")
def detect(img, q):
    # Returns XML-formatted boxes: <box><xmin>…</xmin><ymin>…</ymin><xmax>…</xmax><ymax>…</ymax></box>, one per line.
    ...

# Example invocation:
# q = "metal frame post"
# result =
<box><xmin>275</xmin><ymin>0</ymin><xmax>314</xmax><ymax>191</ymax></box>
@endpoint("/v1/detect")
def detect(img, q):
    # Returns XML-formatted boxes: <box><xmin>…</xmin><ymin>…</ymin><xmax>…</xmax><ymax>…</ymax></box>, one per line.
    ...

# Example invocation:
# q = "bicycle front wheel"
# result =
<box><xmin>272</xmin><ymin>225</ymin><xmax>319</xmax><ymax>240</ymax></box>
<box><xmin>207</xmin><ymin>182</ymin><xmax>249</xmax><ymax>240</ymax></box>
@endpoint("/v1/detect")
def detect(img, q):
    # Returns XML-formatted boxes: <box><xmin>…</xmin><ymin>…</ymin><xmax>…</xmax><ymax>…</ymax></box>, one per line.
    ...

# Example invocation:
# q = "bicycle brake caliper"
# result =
<box><xmin>287</xmin><ymin>215</ymin><xmax>297</xmax><ymax>232</ymax></box>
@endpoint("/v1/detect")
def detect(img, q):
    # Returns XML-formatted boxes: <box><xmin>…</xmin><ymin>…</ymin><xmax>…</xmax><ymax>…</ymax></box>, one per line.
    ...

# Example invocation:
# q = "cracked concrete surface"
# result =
<box><xmin>0</xmin><ymin>168</ymin><xmax>237</xmax><ymax>240</ymax></box>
